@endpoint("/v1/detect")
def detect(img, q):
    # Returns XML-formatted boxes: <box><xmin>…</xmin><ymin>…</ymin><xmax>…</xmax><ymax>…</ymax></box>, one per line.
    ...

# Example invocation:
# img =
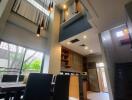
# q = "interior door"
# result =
<box><xmin>88</xmin><ymin>69</ymin><xmax>100</xmax><ymax>92</ymax></box>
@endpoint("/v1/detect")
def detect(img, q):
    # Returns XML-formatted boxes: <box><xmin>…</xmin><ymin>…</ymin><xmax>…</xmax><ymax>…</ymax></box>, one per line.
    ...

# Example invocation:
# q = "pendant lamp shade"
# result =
<box><xmin>40</xmin><ymin>17</ymin><xmax>44</xmax><ymax>30</ymax></box>
<box><xmin>37</xmin><ymin>25</ymin><xmax>41</xmax><ymax>37</ymax></box>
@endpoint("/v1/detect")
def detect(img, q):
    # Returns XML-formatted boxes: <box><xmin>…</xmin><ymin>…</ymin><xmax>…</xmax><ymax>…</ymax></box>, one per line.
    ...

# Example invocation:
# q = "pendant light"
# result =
<box><xmin>48</xmin><ymin>2</ymin><xmax>51</xmax><ymax>12</ymax></box>
<box><xmin>48</xmin><ymin>0</ymin><xmax>54</xmax><ymax>12</ymax></box>
<box><xmin>75</xmin><ymin>0</ymin><xmax>79</xmax><ymax>13</ymax></box>
<box><xmin>36</xmin><ymin>25</ymin><xmax>41</xmax><ymax>37</ymax></box>
<box><xmin>40</xmin><ymin>17</ymin><xmax>44</xmax><ymax>30</ymax></box>
<box><xmin>50</xmin><ymin>1</ymin><xmax>54</xmax><ymax>11</ymax></box>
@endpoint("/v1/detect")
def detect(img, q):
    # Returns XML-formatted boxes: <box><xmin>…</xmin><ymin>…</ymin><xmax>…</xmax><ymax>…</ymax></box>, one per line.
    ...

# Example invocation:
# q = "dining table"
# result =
<box><xmin>0</xmin><ymin>82</ymin><xmax>26</xmax><ymax>100</ymax></box>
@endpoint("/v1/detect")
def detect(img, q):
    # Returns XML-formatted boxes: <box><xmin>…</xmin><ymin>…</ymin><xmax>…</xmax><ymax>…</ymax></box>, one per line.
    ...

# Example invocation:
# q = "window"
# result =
<box><xmin>22</xmin><ymin>49</ymin><xmax>43</xmax><ymax>75</ymax></box>
<box><xmin>0</xmin><ymin>41</ymin><xmax>44</xmax><ymax>77</ymax></box>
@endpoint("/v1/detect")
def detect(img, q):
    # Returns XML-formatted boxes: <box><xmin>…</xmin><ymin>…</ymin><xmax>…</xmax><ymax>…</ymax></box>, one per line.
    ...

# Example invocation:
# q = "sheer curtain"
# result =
<box><xmin>12</xmin><ymin>0</ymin><xmax>49</xmax><ymax>30</ymax></box>
<box><xmin>0</xmin><ymin>41</ymin><xmax>26</xmax><ymax>75</ymax></box>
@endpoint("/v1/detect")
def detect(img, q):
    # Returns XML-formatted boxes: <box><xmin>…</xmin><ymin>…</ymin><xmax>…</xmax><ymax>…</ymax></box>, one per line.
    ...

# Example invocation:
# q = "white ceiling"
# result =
<box><xmin>60</xmin><ymin>21</ymin><xmax>101</xmax><ymax>56</ymax></box>
<box><xmin>60</xmin><ymin>0</ymin><xmax>132</xmax><ymax>56</ymax></box>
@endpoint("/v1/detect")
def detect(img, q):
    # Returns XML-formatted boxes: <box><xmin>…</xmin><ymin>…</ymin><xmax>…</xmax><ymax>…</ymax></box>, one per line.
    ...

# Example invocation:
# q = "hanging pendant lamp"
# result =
<box><xmin>40</xmin><ymin>17</ymin><xmax>44</xmax><ymax>30</ymax></box>
<box><xmin>50</xmin><ymin>1</ymin><xmax>54</xmax><ymax>11</ymax></box>
<box><xmin>48</xmin><ymin>2</ymin><xmax>51</xmax><ymax>11</ymax></box>
<box><xmin>36</xmin><ymin>25</ymin><xmax>41</xmax><ymax>37</ymax></box>
<box><xmin>75</xmin><ymin>0</ymin><xmax>79</xmax><ymax>13</ymax></box>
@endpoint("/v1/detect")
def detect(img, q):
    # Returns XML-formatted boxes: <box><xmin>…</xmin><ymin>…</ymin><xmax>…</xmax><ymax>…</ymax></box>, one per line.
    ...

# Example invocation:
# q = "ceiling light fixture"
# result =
<box><xmin>63</xmin><ymin>4</ymin><xmax>67</xmax><ymax>10</ymax></box>
<box><xmin>67</xmin><ymin>42</ymin><xmax>71</xmax><ymax>45</ymax></box>
<box><xmin>123</xmin><ymin>28</ymin><xmax>129</xmax><ymax>33</ymax></box>
<box><xmin>83</xmin><ymin>35</ymin><xmax>87</xmax><ymax>39</ymax></box>
<box><xmin>27</xmin><ymin>0</ymin><xmax>49</xmax><ymax>16</ymax></box>
<box><xmin>84</xmin><ymin>46</ymin><xmax>88</xmax><ymax>50</ymax></box>
<box><xmin>89</xmin><ymin>50</ymin><xmax>93</xmax><ymax>53</ymax></box>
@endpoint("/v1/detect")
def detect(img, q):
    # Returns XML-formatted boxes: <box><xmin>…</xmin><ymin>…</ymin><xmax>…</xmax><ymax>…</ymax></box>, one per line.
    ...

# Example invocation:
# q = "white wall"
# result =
<box><xmin>1</xmin><ymin>22</ymin><xmax>48</xmax><ymax>52</ymax></box>
<box><xmin>0</xmin><ymin>0</ymin><xmax>8</xmax><ymax>18</ymax></box>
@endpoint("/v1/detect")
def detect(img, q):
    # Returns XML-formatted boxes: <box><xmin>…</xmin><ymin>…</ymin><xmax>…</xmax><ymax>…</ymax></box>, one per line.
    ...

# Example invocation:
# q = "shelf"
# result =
<box><xmin>61</xmin><ymin>59</ymin><xmax>68</xmax><ymax>62</ymax></box>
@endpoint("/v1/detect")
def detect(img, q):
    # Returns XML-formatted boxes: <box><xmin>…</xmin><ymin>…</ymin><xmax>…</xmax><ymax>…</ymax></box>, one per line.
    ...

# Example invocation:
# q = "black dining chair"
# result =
<box><xmin>0</xmin><ymin>93</ymin><xmax>6</xmax><ymax>99</ymax></box>
<box><xmin>2</xmin><ymin>75</ymin><xmax>17</xmax><ymax>82</ymax></box>
<box><xmin>53</xmin><ymin>75</ymin><xmax>70</xmax><ymax>100</ymax></box>
<box><xmin>23</xmin><ymin>73</ymin><xmax>53</xmax><ymax>100</ymax></box>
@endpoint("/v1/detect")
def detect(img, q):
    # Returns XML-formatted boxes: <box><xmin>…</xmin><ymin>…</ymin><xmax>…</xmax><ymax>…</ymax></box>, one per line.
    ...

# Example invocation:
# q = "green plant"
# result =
<box><xmin>23</xmin><ymin>59</ymin><xmax>41</xmax><ymax>72</ymax></box>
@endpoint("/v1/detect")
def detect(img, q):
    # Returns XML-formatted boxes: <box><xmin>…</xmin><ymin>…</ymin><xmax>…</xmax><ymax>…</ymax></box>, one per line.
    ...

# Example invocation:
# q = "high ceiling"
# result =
<box><xmin>60</xmin><ymin>0</ymin><xmax>132</xmax><ymax>56</ymax></box>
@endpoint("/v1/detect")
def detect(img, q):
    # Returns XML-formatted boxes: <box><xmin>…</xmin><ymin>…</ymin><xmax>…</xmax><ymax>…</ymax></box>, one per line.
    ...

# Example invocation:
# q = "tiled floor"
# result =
<box><xmin>87</xmin><ymin>91</ymin><xmax>109</xmax><ymax>100</ymax></box>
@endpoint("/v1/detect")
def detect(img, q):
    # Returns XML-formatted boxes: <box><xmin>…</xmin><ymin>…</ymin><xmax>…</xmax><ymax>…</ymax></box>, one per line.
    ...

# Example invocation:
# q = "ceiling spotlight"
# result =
<box><xmin>67</xmin><ymin>42</ymin><xmax>71</xmax><ymax>45</ymax></box>
<box><xmin>83</xmin><ymin>35</ymin><xmax>87</xmax><ymax>39</ymax></box>
<box><xmin>89</xmin><ymin>50</ymin><xmax>93</xmax><ymax>53</ymax></box>
<box><xmin>123</xmin><ymin>28</ymin><xmax>129</xmax><ymax>33</ymax></box>
<box><xmin>84</xmin><ymin>46</ymin><xmax>88</xmax><ymax>50</ymax></box>
<box><xmin>63</xmin><ymin>4</ymin><xmax>67</xmax><ymax>10</ymax></box>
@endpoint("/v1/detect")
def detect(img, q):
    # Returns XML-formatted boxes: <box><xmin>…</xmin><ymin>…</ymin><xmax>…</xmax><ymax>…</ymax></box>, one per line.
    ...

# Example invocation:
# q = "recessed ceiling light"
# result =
<box><xmin>84</xmin><ymin>46</ymin><xmax>88</xmax><ymax>50</ymax></box>
<box><xmin>67</xmin><ymin>42</ymin><xmax>71</xmax><ymax>45</ymax></box>
<box><xmin>123</xmin><ymin>29</ymin><xmax>129</xmax><ymax>33</ymax></box>
<box><xmin>63</xmin><ymin>4</ymin><xmax>67</xmax><ymax>9</ymax></box>
<box><xmin>89</xmin><ymin>50</ymin><xmax>93</xmax><ymax>53</ymax></box>
<box><xmin>83</xmin><ymin>35</ymin><xmax>87</xmax><ymax>39</ymax></box>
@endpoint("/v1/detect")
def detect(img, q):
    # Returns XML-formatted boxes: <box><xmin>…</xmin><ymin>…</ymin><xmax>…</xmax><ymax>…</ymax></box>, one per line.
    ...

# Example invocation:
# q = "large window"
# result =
<box><xmin>0</xmin><ymin>41</ymin><xmax>44</xmax><ymax>76</ymax></box>
<box><xmin>22</xmin><ymin>49</ymin><xmax>43</xmax><ymax>75</ymax></box>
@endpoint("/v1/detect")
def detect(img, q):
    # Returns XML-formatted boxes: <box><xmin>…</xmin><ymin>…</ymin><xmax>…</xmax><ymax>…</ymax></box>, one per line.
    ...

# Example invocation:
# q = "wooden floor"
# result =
<box><xmin>87</xmin><ymin>91</ymin><xmax>109</xmax><ymax>100</ymax></box>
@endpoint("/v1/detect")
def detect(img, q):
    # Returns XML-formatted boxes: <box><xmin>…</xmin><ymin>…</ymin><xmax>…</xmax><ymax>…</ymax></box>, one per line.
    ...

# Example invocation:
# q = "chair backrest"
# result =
<box><xmin>2</xmin><ymin>75</ymin><xmax>17</xmax><ymax>82</ymax></box>
<box><xmin>18</xmin><ymin>75</ymin><xmax>24</xmax><ymax>82</ymax></box>
<box><xmin>53</xmin><ymin>75</ymin><xmax>70</xmax><ymax>100</ymax></box>
<box><xmin>23</xmin><ymin>73</ymin><xmax>53</xmax><ymax>100</ymax></box>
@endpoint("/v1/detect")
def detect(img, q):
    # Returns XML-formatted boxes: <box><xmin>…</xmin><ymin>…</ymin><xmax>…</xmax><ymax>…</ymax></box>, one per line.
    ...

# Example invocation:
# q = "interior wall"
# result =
<box><xmin>1</xmin><ymin>22</ymin><xmax>47</xmax><ymax>52</ymax></box>
<box><xmin>47</xmin><ymin>7</ymin><xmax>62</xmax><ymax>75</ymax></box>
<box><xmin>100</xmin><ymin>24</ymin><xmax>132</xmax><ymax>99</ymax></box>
<box><xmin>0</xmin><ymin>0</ymin><xmax>8</xmax><ymax>18</ymax></box>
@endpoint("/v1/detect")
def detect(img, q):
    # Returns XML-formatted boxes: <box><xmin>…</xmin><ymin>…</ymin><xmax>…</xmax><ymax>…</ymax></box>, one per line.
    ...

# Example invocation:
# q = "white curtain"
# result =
<box><xmin>12</xmin><ymin>0</ymin><xmax>49</xmax><ymax>30</ymax></box>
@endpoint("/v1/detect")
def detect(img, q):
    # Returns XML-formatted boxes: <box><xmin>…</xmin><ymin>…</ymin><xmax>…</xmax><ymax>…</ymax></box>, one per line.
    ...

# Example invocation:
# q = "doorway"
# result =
<box><xmin>96</xmin><ymin>63</ymin><xmax>108</xmax><ymax>92</ymax></box>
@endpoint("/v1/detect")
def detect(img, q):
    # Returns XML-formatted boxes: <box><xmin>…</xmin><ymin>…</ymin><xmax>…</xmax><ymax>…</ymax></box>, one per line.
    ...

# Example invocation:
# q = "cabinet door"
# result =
<box><xmin>88</xmin><ymin>69</ymin><xmax>100</xmax><ymax>92</ymax></box>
